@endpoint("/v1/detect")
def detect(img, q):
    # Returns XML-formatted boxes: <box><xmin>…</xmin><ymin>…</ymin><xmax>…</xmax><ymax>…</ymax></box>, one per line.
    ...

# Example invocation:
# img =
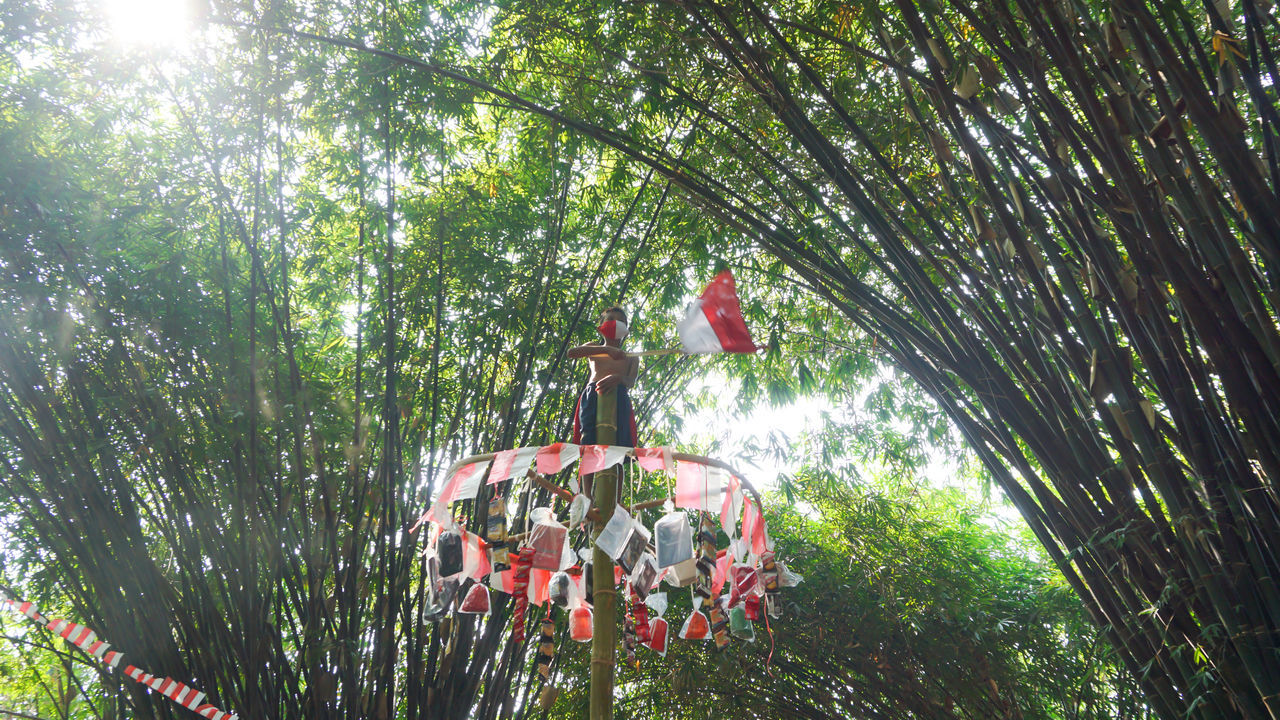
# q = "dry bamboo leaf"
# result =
<box><xmin>539</xmin><ymin>685</ymin><xmax>560</xmax><ymax>709</ymax></box>
<box><xmin>991</xmin><ymin>89</ymin><xmax>1022</xmax><ymax>115</ymax></box>
<box><xmin>1054</xmin><ymin>136</ymin><xmax>1071</xmax><ymax>167</ymax></box>
<box><xmin>974</xmin><ymin>55</ymin><xmax>1002</xmax><ymax>86</ymax></box>
<box><xmin>927</xmin><ymin>37</ymin><xmax>951</xmax><ymax>70</ymax></box>
<box><xmin>1084</xmin><ymin>259</ymin><xmax>1100</xmax><ymax>298</ymax></box>
<box><xmin>1105</xmin><ymin>21</ymin><xmax>1130</xmax><ymax>59</ymax></box>
<box><xmin>1009</xmin><ymin>181</ymin><xmax>1027</xmax><ymax>219</ymax></box>
<box><xmin>954</xmin><ymin>66</ymin><xmax>980</xmax><ymax>99</ymax></box>
<box><xmin>1148</xmin><ymin>97</ymin><xmax>1187</xmax><ymax>144</ymax></box>
<box><xmin>928</xmin><ymin>131</ymin><xmax>956</xmax><ymax>163</ymax></box>
<box><xmin>1089</xmin><ymin>349</ymin><xmax>1102</xmax><ymax>398</ymax></box>
<box><xmin>1140</xmin><ymin>398</ymin><xmax>1156</xmax><ymax>429</ymax></box>
<box><xmin>1120</xmin><ymin>267</ymin><xmax>1140</xmax><ymax>304</ymax></box>
<box><xmin>970</xmin><ymin>206</ymin><xmax>997</xmax><ymax>243</ymax></box>
<box><xmin>1107</xmin><ymin>93</ymin><xmax>1133</xmax><ymax>136</ymax></box>
<box><xmin>1108</xmin><ymin>404</ymin><xmax>1135</xmax><ymax>442</ymax></box>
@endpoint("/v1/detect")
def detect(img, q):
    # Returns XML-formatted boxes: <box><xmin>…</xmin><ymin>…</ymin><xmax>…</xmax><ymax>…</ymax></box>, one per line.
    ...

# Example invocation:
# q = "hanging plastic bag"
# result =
<box><xmin>644</xmin><ymin>591</ymin><xmax>668</xmax><ymax>618</ymax></box>
<box><xmin>709</xmin><ymin>599</ymin><xmax>730</xmax><ymax>651</ymax></box>
<box><xmin>629</xmin><ymin>585</ymin><xmax>651</xmax><ymax>645</ymax></box>
<box><xmin>693</xmin><ymin>512</ymin><xmax>717</xmax><ymax>607</ymax></box>
<box><xmin>616</xmin><ymin>521</ymin><xmax>651</xmax><ymax>575</ymax></box>
<box><xmin>653</xmin><ymin>511</ymin><xmax>693</xmax><ymax>568</ymax></box>
<box><xmin>529</xmin><ymin>510</ymin><xmax>568</xmax><ymax>571</ymax></box>
<box><xmin>623</xmin><ymin>611</ymin><xmax>638</xmax><ymax>664</ymax></box>
<box><xmin>760</xmin><ymin>550</ymin><xmax>782</xmax><ymax>618</ymax></box>
<box><xmin>459</xmin><ymin>582</ymin><xmax>491</xmax><ymax>615</ymax></box>
<box><xmin>570</xmin><ymin>605</ymin><xmax>593</xmax><ymax>642</ymax></box>
<box><xmin>678</xmin><ymin>610</ymin><xmax>710</xmax><ymax>640</ymax></box>
<box><xmin>568</xmin><ymin>493</ymin><xmax>591</xmax><ymax>530</ymax></box>
<box><xmin>729</xmin><ymin>564</ymin><xmax>760</xmax><ymax>606</ymax></box>
<box><xmin>548</xmin><ymin>571</ymin><xmax>573</xmax><ymax>607</ymax></box>
<box><xmin>594</xmin><ymin>505</ymin><xmax>633</xmax><ymax>560</ymax></box>
<box><xmin>629</xmin><ymin>553</ymin><xmax>659</xmax><ymax>600</ymax></box>
<box><xmin>665</xmin><ymin>557</ymin><xmax>698</xmax><ymax>587</ymax></box>
<box><xmin>437</xmin><ymin>529</ymin><xmax>464</xmax><ymax>578</ymax></box>
<box><xmin>645</xmin><ymin>617</ymin><xmax>669</xmax><ymax>656</ymax></box>
<box><xmin>743</xmin><ymin>595</ymin><xmax>761</xmax><ymax>621</ymax></box>
<box><xmin>728</xmin><ymin>605</ymin><xmax>755</xmax><ymax>642</ymax></box>
<box><xmin>778</xmin><ymin>562</ymin><xmax>803</xmax><ymax>587</ymax></box>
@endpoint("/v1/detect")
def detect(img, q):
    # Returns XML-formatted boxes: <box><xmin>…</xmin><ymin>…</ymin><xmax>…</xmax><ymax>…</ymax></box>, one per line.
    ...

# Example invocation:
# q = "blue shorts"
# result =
<box><xmin>573</xmin><ymin>385</ymin><xmax>637</xmax><ymax>447</ymax></box>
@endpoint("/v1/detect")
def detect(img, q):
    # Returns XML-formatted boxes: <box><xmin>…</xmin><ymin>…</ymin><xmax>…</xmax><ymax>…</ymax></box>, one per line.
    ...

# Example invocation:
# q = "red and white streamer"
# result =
<box><xmin>0</xmin><ymin>590</ymin><xmax>236</xmax><ymax>720</ymax></box>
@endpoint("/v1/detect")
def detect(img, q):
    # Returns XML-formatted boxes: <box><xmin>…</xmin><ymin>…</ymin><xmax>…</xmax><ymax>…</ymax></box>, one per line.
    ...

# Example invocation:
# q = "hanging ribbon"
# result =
<box><xmin>0</xmin><ymin>590</ymin><xmax>238</xmax><ymax>720</ymax></box>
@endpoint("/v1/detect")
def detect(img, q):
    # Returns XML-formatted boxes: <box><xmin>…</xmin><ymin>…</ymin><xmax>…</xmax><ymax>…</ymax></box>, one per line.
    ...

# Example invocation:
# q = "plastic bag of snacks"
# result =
<box><xmin>653</xmin><ymin>511</ymin><xmax>693</xmax><ymax>568</ymax></box>
<box><xmin>569</xmin><ymin>606</ymin><xmax>593</xmax><ymax>642</ymax></box>
<box><xmin>459</xmin><ymin>582</ymin><xmax>491</xmax><ymax>615</ymax></box>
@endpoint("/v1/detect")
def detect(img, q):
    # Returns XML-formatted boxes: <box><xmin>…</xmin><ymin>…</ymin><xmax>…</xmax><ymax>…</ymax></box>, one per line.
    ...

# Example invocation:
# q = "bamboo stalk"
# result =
<box><xmin>589</xmin><ymin>386</ymin><xmax>617</xmax><ymax>720</ymax></box>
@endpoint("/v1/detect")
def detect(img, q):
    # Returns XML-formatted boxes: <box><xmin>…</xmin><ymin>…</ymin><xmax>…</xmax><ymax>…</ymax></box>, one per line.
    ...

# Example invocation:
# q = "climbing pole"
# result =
<box><xmin>590</xmin><ymin>386</ymin><xmax>618</xmax><ymax>720</ymax></box>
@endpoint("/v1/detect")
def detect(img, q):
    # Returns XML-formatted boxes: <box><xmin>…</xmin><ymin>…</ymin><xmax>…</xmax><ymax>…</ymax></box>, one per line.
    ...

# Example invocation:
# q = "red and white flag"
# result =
<box><xmin>674</xmin><ymin>461</ymin><xmax>724</xmax><ymax>511</ymax></box>
<box><xmin>579</xmin><ymin>445</ymin><xmax>630</xmax><ymax>476</ymax></box>
<box><xmin>676</xmin><ymin>270</ymin><xmax>760</xmax><ymax>354</ymax></box>
<box><xmin>536</xmin><ymin>443</ymin><xmax>580</xmax><ymax>474</ymax></box>
<box><xmin>489</xmin><ymin>447</ymin><xmax>538</xmax><ymax>485</ymax></box>
<box><xmin>742</xmin><ymin>496</ymin><xmax>769</xmax><ymax>556</ymax></box>
<box><xmin>720</xmin><ymin>474</ymin><xmax>744</xmax><ymax>537</ymax></box>
<box><xmin>412</xmin><ymin>459</ymin><xmax>491</xmax><ymax>532</ymax></box>
<box><xmin>634</xmin><ymin>446</ymin><xmax>674</xmax><ymax>473</ymax></box>
<box><xmin>460</xmin><ymin>530</ymin><xmax>492</xmax><ymax>580</ymax></box>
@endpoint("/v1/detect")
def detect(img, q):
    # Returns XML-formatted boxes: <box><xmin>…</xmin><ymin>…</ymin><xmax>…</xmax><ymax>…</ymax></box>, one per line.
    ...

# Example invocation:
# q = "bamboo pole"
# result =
<box><xmin>589</xmin><ymin>386</ymin><xmax>617</xmax><ymax>720</ymax></box>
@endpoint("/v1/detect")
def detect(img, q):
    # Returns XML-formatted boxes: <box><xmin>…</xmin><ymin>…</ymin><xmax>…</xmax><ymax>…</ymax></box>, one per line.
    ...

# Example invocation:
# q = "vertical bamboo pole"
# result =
<box><xmin>589</xmin><ymin>386</ymin><xmax>617</xmax><ymax>720</ymax></box>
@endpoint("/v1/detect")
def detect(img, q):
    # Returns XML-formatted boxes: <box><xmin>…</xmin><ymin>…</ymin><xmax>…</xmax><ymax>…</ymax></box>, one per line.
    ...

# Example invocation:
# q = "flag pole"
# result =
<box><xmin>589</xmin><ymin>387</ymin><xmax>618</xmax><ymax>720</ymax></box>
<box><xmin>577</xmin><ymin>347</ymin><xmax>684</xmax><ymax>358</ymax></box>
<box><xmin>627</xmin><ymin>348</ymin><xmax>684</xmax><ymax>357</ymax></box>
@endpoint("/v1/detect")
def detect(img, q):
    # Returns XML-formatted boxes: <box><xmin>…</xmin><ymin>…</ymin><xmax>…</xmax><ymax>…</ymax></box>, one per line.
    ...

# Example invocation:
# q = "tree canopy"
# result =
<box><xmin>3</xmin><ymin>0</ymin><xmax>1279</xmax><ymax>718</ymax></box>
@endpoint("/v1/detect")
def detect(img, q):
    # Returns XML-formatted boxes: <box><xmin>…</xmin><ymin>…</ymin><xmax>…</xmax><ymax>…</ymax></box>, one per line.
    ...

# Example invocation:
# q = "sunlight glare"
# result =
<box><xmin>101</xmin><ymin>0</ymin><xmax>191</xmax><ymax>47</ymax></box>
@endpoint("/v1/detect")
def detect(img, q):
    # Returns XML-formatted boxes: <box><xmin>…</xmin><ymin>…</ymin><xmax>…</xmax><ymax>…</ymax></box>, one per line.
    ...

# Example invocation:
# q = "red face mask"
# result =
<box><xmin>598</xmin><ymin>319</ymin><xmax>629</xmax><ymax>341</ymax></box>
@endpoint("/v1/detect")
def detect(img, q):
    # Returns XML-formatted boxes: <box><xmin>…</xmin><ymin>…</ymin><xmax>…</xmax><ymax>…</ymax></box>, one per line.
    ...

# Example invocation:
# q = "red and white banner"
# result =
<box><xmin>741</xmin><ymin>496</ymin><xmax>768</xmax><ymax>556</ymax></box>
<box><xmin>412</xmin><ymin>459</ymin><xmax>492</xmax><ymax>532</ymax></box>
<box><xmin>460</xmin><ymin>529</ymin><xmax>492</xmax><ymax>580</ymax></box>
<box><xmin>489</xmin><ymin>447</ymin><xmax>538</xmax><ymax>485</ymax></box>
<box><xmin>536</xmin><ymin>443</ymin><xmax>580</xmax><ymax>474</ymax></box>
<box><xmin>634</xmin><ymin>446</ymin><xmax>674</xmax><ymax>473</ymax></box>
<box><xmin>579</xmin><ymin>445</ymin><xmax>630</xmax><ymax>476</ymax></box>
<box><xmin>721</xmin><ymin>474</ymin><xmax>744</xmax><ymax>537</ymax></box>
<box><xmin>1</xmin><ymin>591</ymin><xmax>236</xmax><ymax>720</ymax></box>
<box><xmin>674</xmin><ymin>461</ymin><xmax>724</xmax><ymax>511</ymax></box>
<box><xmin>676</xmin><ymin>271</ymin><xmax>760</xmax><ymax>354</ymax></box>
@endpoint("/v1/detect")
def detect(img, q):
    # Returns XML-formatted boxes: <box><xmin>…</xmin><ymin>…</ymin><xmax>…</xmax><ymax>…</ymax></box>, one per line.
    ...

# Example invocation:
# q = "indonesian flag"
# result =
<box><xmin>674</xmin><ymin>461</ymin><xmax>724</xmax><ymax>511</ymax></box>
<box><xmin>742</xmin><ymin>496</ymin><xmax>769</xmax><ymax>556</ymax></box>
<box><xmin>676</xmin><ymin>271</ymin><xmax>760</xmax><ymax>354</ymax></box>
<box><xmin>489</xmin><ymin>447</ymin><xmax>538</xmax><ymax>485</ymax></box>
<box><xmin>411</xmin><ymin>459</ymin><xmax>491</xmax><ymax>532</ymax></box>
<box><xmin>634</xmin><ymin>446</ymin><xmax>674</xmax><ymax>473</ymax></box>
<box><xmin>461</xmin><ymin>530</ymin><xmax>492</xmax><ymax>580</ymax></box>
<box><xmin>536</xmin><ymin>443</ymin><xmax>580</xmax><ymax>474</ymax></box>
<box><xmin>721</xmin><ymin>474</ymin><xmax>744</xmax><ymax>538</ymax></box>
<box><xmin>579</xmin><ymin>445</ymin><xmax>630</xmax><ymax>476</ymax></box>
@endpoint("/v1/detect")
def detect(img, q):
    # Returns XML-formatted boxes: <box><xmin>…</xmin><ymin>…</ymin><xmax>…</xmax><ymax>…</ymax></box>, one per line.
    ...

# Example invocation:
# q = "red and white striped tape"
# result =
<box><xmin>1</xmin><ymin>591</ymin><xmax>235</xmax><ymax>719</ymax></box>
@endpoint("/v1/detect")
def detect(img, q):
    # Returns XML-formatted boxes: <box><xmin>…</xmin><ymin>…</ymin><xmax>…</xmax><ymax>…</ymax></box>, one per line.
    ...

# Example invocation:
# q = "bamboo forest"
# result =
<box><xmin>2</xmin><ymin>0</ymin><xmax>1279</xmax><ymax>717</ymax></box>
